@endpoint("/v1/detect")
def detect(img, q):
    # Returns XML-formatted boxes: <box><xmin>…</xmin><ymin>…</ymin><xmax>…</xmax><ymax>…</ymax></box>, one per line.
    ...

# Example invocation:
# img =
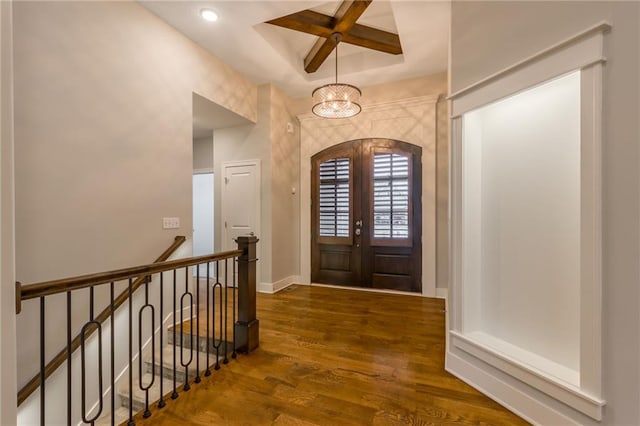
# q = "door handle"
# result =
<box><xmin>355</xmin><ymin>220</ymin><xmax>362</xmax><ymax>227</ymax></box>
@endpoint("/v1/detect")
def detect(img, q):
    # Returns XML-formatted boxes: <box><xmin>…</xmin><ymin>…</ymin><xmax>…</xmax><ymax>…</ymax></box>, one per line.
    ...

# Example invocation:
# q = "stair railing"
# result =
<box><xmin>16</xmin><ymin>236</ymin><xmax>187</xmax><ymax>407</ymax></box>
<box><xmin>15</xmin><ymin>235</ymin><xmax>259</xmax><ymax>426</ymax></box>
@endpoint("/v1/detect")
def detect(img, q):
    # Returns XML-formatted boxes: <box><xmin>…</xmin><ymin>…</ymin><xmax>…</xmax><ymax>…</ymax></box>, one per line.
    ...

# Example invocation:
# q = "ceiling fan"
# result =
<box><xmin>265</xmin><ymin>0</ymin><xmax>403</xmax><ymax>74</ymax></box>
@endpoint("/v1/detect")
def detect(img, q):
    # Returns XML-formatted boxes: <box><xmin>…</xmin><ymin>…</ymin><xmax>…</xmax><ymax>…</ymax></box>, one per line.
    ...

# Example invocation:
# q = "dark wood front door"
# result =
<box><xmin>311</xmin><ymin>139</ymin><xmax>422</xmax><ymax>292</ymax></box>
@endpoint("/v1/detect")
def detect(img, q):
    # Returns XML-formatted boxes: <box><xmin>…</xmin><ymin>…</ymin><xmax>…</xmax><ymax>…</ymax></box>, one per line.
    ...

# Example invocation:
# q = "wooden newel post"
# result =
<box><xmin>235</xmin><ymin>235</ymin><xmax>259</xmax><ymax>353</ymax></box>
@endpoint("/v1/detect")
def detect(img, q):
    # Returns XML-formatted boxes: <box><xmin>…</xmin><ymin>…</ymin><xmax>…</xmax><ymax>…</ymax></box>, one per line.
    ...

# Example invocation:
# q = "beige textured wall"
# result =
<box><xmin>13</xmin><ymin>1</ymin><xmax>257</xmax><ymax>388</ymax></box>
<box><xmin>270</xmin><ymin>86</ymin><xmax>300</xmax><ymax>283</ymax></box>
<box><xmin>0</xmin><ymin>0</ymin><xmax>17</xmax><ymax>422</ymax></box>
<box><xmin>294</xmin><ymin>73</ymin><xmax>449</xmax><ymax>291</ymax></box>
<box><xmin>436</xmin><ymin>97</ymin><xmax>449</xmax><ymax>289</ymax></box>
<box><xmin>451</xmin><ymin>2</ymin><xmax>640</xmax><ymax>424</ymax></box>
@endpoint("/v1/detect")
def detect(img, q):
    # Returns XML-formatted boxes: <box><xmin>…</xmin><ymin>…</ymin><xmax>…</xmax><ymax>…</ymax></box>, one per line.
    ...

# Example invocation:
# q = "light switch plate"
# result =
<box><xmin>162</xmin><ymin>217</ymin><xmax>180</xmax><ymax>229</ymax></box>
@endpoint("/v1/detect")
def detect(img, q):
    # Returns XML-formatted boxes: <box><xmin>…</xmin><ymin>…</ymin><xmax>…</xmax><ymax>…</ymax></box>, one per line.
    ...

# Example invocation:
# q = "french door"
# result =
<box><xmin>311</xmin><ymin>139</ymin><xmax>422</xmax><ymax>292</ymax></box>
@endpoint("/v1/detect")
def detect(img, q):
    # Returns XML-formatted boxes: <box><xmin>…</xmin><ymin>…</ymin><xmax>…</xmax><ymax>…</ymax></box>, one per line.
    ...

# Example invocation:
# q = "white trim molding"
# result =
<box><xmin>450</xmin><ymin>332</ymin><xmax>605</xmax><ymax>420</ymax></box>
<box><xmin>449</xmin><ymin>21</ymin><xmax>611</xmax><ymax>118</ymax></box>
<box><xmin>449</xmin><ymin>22</ymin><xmax>610</xmax><ymax>105</ymax></box>
<box><xmin>435</xmin><ymin>288</ymin><xmax>448</xmax><ymax>300</ymax></box>
<box><xmin>448</xmin><ymin>23</ymin><xmax>608</xmax><ymax>422</ymax></box>
<box><xmin>446</xmin><ymin>351</ymin><xmax>581</xmax><ymax>426</ymax></box>
<box><xmin>258</xmin><ymin>275</ymin><xmax>299</xmax><ymax>294</ymax></box>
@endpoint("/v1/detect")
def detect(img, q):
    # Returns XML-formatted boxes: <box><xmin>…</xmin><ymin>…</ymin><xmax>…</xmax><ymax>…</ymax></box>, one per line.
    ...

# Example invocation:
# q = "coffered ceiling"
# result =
<box><xmin>140</xmin><ymin>1</ymin><xmax>450</xmax><ymax>99</ymax></box>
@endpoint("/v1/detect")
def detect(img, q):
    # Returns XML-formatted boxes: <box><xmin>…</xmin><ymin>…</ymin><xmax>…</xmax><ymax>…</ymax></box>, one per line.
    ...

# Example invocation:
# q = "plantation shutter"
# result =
<box><xmin>318</xmin><ymin>158</ymin><xmax>351</xmax><ymax>238</ymax></box>
<box><xmin>372</xmin><ymin>153</ymin><xmax>410</xmax><ymax>241</ymax></box>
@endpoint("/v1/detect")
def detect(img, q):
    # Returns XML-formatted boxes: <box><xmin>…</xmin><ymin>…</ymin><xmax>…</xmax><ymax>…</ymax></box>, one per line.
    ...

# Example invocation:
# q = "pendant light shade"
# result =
<box><xmin>311</xmin><ymin>33</ymin><xmax>362</xmax><ymax>119</ymax></box>
<box><xmin>312</xmin><ymin>83</ymin><xmax>362</xmax><ymax>118</ymax></box>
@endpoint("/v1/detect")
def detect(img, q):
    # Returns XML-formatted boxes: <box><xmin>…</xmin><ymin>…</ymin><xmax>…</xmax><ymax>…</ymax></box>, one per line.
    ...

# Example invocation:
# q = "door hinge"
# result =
<box><xmin>225</xmin><ymin>177</ymin><xmax>229</xmax><ymax>184</ymax></box>
<box><xmin>225</xmin><ymin>221</ymin><xmax>228</xmax><ymax>228</ymax></box>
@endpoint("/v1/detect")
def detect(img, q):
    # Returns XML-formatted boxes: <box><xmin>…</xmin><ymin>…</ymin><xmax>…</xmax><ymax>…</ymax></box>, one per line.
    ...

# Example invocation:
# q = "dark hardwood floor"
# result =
<box><xmin>132</xmin><ymin>285</ymin><xmax>528</xmax><ymax>425</ymax></box>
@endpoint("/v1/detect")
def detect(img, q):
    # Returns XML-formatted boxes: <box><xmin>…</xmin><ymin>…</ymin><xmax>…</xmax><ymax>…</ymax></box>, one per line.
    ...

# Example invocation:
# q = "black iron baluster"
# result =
<box><xmin>110</xmin><ymin>282</ymin><xmax>115</xmax><ymax>426</ymax></box>
<box><xmin>138</xmin><ymin>277</ymin><xmax>155</xmax><ymax>418</ymax></box>
<box><xmin>40</xmin><ymin>296</ymin><xmax>45</xmax><ymax>426</ymax></box>
<box><xmin>171</xmin><ymin>269</ymin><xmax>178</xmax><ymax>400</ymax></box>
<box><xmin>205</xmin><ymin>262</ymin><xmax>211</xmax><ymax>377</ymax></box>
<box><xmin>81</xmin><ymin>287</ymin><xmax>103</xmax><ymax>424</ymax></box>
<box><xmin>212</xmin><ymin>261</ymin><xmax>222</xmax><ymax>371</ymax></box>
<box><xmin>194</xmin><ymin>264</ymin><xmax>201</xmax><ymax>384</ymax></box>
<box><xmin>214</xmin><ymin>261</ymin><xmax>220</xmax><ymax>370</ymax></box>
<box><xmin>67</xmin><ymin>291</ymin><xmax>72</xmax><ymax>426</ymax></box>
<box><xmin>223</xmin><ymin>259</ymin><xmax>229</xmax><ymax>365</ymax></box>
<box><xmin>232</xmin><ymin>258</ymin><xmax>237</xmax><ymax>359</ymax></box>
<box><xmin>180</xmin><ymin>267</ymin><xmax>193</xmax><ymax>391</ymax></box>
<box><xmin>158</xmin><ymin>272</ymin><xmax>166</xmax><ymax>409</ymax></box>
<box><xmin>211</xmin><ymin>262</ymin><xmax>217</xmax><ymax>370</ymax></box>
<box><xmin>212</xmin><ymin>261</ymin><xmax>216</xmax><ymax>368</ymax></box>
<box><xmin>128</xmin><ymin>279</ymin><xmax>134</xmax><ymax>426</ymax></box>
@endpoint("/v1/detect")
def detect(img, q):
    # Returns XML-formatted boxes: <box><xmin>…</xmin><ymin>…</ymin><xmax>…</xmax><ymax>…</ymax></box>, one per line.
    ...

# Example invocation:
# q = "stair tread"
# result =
<box><xmin>146</xmin><ymin>343</ymin><xmax>227</xmax><ymax>371</ymax></box>
<box><xmin>119</xmin><ymin>373</ymin><xmax>175</xmax><ymax>405</ymax></box>
<box><xmin>167</xmin><ymin>328</ymin><xmax>234</xmax><ymax>353</ymax></box>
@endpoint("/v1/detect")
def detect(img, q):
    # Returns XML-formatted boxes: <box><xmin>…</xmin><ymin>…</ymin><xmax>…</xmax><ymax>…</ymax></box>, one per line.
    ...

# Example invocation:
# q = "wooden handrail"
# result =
<box><xmin>17</xmin><ymin>235</ymin><xmax>189</xmax><ymax>406</ymax></box>
<box><xmin>17</xmin><ymin>249</ymin><xmax>242</xmax><ymax>302</ymax></box>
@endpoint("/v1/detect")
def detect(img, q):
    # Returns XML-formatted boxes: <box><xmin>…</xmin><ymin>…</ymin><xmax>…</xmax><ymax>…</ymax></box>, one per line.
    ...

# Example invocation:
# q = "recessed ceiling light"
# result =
<box><xmin>200</xmin><ymin>9</ymin><xmax>218</xmax><ymax>22</ymax></box>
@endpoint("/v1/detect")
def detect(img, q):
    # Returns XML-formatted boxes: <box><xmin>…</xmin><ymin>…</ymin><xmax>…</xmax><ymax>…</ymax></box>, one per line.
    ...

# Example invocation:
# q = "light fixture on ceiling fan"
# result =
<box><xmin>311</xmin><ymin>33</ymin><xmax>361</xmax><ymax>119</ymax></box>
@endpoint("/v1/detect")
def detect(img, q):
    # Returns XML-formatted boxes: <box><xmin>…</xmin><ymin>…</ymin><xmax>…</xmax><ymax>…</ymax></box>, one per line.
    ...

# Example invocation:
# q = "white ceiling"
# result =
<box><xmin>140</xmin><ymin>1</ymin><xmax>450</xmax><ymax>99</ymax></box>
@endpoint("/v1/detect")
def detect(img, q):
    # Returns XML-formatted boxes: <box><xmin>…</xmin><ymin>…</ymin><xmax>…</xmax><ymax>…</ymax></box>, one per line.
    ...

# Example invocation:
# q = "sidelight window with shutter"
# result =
<box><xmin>317</xmin><ymin>157</ymin><xmax>352</xmax><ymax>243</ymax></box>
<box><xmin>371</xmin><ymin>151</ymin><xmax>412</xmax><ymax>246</ymax></box>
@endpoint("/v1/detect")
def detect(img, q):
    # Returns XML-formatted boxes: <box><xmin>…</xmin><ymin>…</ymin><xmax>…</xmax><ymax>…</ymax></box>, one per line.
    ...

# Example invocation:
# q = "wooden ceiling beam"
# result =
<box><xmin>332</xmin><ymin>0</ymin><xmax>371</xmax><ymax>33</ymax></box>
<box><xmin>266</xmin><ymin>11</ymin><xmax>336</xmax><ymax>38</ymax></box>
<box><xmin>304</xmin><ymin>37</ymin><xmax>337</xmax><ymax>74</ymax></box>
<box><xmin>342</xmin><ymin>25</ymin><xmax>402</xmax><ymax>55</ymax></box>
<box><xmin>267</xmin><ymin>12</ymin><xmax>402</xmax><ymax>54</ymax></box>
<box><xmin>303</xmin><ymin>0</ymin><xmax>371</xmax><ymax>73</ymax></box>
<box><xmin>266</xmin><ymin>0</ymin><xmax>402</xmax><ymax>73</ymax></box>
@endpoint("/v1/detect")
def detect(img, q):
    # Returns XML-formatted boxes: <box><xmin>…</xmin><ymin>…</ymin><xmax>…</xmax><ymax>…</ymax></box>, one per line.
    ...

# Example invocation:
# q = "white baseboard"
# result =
<box><xmin>445</xmin><ymin>351</ymin><xmax>581</xmax><ymax>426</ymax></box>
<box><xmin>435</xmin><ymin>287</ymin><xmax>448</xmax><ymax>299</ymax></box>
<box><xmin>258</xmin><ymin>275</ymin><xmax>300</xmax><ymax>294</ymax></box>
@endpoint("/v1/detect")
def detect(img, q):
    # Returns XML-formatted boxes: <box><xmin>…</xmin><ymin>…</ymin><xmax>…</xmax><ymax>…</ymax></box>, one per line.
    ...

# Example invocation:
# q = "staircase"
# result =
<box><xmin>16</xmin><ymin>235</ymin><xmax>259</xmax><ymax>426</ymax></box>
<box><xmin>96</xmin><ymin>321</ymin><xmax>235</xmax><ymax>426</ymax></box>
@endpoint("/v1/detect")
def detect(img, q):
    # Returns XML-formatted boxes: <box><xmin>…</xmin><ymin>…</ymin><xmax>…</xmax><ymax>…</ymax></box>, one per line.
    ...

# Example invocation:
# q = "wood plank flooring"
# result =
<box><xmin>132</xmin><ymin>285</ymin><xmax>528</xmax><ymax>425</ymax></box>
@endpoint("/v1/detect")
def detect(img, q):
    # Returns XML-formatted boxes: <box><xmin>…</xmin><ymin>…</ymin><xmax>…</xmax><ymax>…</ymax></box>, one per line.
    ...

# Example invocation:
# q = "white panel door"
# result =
<box><xmin>222</xmin><ymin>161</ymin><xmax>260</xmax><ymax>252</ymax></box>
